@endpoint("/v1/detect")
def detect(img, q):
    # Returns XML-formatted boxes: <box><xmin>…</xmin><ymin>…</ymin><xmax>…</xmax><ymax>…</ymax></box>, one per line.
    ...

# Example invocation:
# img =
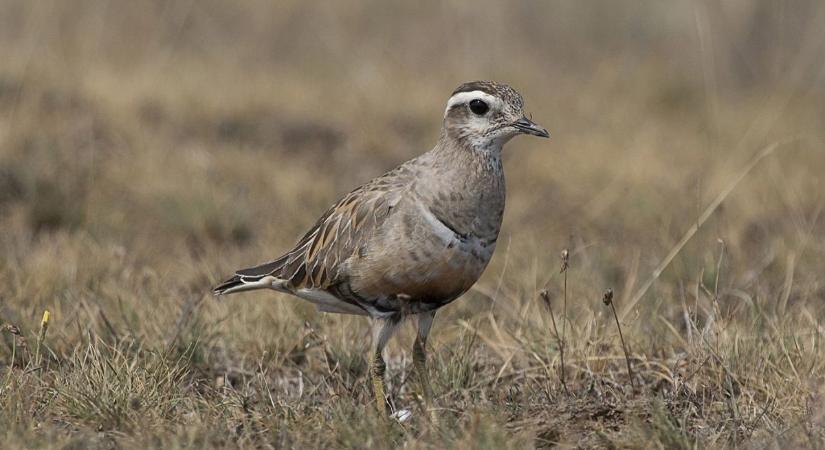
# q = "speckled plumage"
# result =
<box><xmin>214</xmin><ymin>81</ymin><xmax>548</xmax><ymax>415</ymax></box>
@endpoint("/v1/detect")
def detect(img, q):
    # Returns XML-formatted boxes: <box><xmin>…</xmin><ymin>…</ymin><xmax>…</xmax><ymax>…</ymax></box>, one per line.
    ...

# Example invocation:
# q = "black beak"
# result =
<box><xmin>512</xmin><ymin>117</ymin><xmax>550</xmax><ymax>138</ymax></box>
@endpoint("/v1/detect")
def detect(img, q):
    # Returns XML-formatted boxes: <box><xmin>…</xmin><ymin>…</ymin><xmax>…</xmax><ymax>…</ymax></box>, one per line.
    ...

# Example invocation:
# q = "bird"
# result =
<box><xmin>213</xmin><ymin>81</ymin><xmax>549</xmax><ymax>416</ymax></box>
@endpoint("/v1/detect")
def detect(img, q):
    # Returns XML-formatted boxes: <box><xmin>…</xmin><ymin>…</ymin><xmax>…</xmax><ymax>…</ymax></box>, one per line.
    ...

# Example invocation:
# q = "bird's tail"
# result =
<box><xmin>214</xmin><ymin>256</ymin><xmax>289</xmax><ymax>296</ymax></box>
<box><xmin>213</xmin><ymin>274</ymin><xmax>285</xmax><ymax>296</ymax></box>
<box><xmin>213</xmin><ymin>275</ymin><xmax>245</xmax><ymax>295</ymax></box>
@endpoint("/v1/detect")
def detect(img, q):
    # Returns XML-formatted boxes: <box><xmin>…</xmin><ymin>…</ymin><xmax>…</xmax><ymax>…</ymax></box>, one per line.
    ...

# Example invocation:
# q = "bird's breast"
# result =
<box><xmin>348</xmin><ymin>202</ymin><xmax>499</xmax><ymax>304</ymax></box>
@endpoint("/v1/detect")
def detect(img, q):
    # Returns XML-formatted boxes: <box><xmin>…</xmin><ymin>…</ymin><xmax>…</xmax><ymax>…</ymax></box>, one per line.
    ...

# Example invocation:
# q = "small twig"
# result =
<box><xmin>539</xmin><ymin>289</ymin><xmax>569</xmax><ymax>395</ymax></box>
<box><xmin>560</xmin><ymin>249</ymin><xmax>570</xmax><ymax>391</ymax></box>
<box><xmin>3</xmin><ymin>324</ymin><xmax>20</xmax><ymax>385</ymax></box>
<box><xmin>603</xmin><ymin>289</ymin><xmax>635</xmax><ymax>390</ymax></box>
<box><xmin>713</xmin><ymin>239</ymin><xmax>725</xmax><ymax>301</ymax></box>
<box><xmin>560</xmin><ymin>249</ymin><xmax>569</xmax><ymax>333</ymax></box>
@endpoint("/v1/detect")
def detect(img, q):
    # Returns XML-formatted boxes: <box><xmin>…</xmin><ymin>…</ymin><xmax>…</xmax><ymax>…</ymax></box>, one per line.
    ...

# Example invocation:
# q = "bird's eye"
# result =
<box><xmin>469</xmin><ymin>99</ymin><xmax>489</xmax><ymax>115</ymax></box>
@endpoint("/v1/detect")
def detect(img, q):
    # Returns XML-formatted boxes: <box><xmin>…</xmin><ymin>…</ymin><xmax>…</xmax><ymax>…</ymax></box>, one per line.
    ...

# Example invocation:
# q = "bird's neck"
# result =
<box><xmin>433</xmin><ymin>133</ymin><xmax>504</xmax><ymax>173</ymax></box>
<box><xmin>413</xmin><ymin>136</ymin><xmax>506</xmax><ymax>238</ymax></box>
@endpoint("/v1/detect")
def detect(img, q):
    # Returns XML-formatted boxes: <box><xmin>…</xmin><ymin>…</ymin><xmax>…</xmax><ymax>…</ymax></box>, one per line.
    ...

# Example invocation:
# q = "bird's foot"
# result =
<box><xmin>390</xmin><ymin>408</ymin><xmax>413</xmax><ymax>423</ymax></box>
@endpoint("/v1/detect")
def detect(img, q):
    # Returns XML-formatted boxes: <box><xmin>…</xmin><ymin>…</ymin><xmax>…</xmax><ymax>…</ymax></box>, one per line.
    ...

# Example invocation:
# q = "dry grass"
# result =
<box><xmin>2</xmin><ymin>1</ymin><xmax>825</xmax><ymax>448</ymax></box>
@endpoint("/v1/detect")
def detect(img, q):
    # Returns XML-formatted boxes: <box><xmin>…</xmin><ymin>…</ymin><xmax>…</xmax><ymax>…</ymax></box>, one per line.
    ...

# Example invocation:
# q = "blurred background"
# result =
<box><xmin>1</xmin><ymin>1</ymin><xmax>824</xmax><ymax>447</ymax></box>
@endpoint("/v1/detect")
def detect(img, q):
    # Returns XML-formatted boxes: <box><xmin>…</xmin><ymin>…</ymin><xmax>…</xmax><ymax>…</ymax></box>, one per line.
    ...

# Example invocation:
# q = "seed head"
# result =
<box><xmin>560</xmin><ymin>249</ymin><xmax>569</xmax><ymax>273</ymax></box>
<box><xmin>602</xmin><ymin>288</ymin><xmax>614</xmax><ymax>306</ymax></box>
<box><xmin>3</xmin><ymin>324</ymin><xmax>21</xmax><ymax>336</ymax></box>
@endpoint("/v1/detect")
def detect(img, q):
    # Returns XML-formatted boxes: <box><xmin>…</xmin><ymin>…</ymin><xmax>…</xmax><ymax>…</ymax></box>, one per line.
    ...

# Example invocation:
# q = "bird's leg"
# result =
<box><xmin>413</xmin><ymin>311</ymin><xmax>436</xmax><ymax>414</ymax></box>
<box><xmin>370</xmin><ymin>316</ymin><xmax>400</xmax><ymax>415</ymax></box>
<box><xmin>370</xmin><ymin>348</ymin><xmax>388</xmax><ymax>414</ymax></box>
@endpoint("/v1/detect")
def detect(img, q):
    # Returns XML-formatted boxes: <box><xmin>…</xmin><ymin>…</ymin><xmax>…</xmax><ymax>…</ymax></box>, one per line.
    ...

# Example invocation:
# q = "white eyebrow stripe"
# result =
<box><xmin>444</xmin><ymin>91</ymin><xmax>501</xmax><ymax>116</ymax></box>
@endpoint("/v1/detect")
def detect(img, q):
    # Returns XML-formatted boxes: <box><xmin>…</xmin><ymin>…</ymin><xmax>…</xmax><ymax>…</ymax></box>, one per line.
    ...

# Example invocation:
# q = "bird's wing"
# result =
<box><xmin>215</xmin><ymin>165</ymin><xmax>410</xmax><ymax>295</ymax></box>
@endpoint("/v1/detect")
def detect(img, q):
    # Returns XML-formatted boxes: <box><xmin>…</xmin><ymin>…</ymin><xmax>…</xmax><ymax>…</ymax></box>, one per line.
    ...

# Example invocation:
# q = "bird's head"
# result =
<box><xmin>442</xmin><ymin>81</ymin><xmax>549</xmax><ymax>150</ymax></box>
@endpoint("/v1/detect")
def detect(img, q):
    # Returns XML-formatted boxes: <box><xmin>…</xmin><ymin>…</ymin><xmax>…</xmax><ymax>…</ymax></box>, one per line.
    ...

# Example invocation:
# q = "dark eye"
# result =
<box><xmin>469</xmin><ymin>99</ymin><xmax>489</xmax><ymax>115</ymax></box>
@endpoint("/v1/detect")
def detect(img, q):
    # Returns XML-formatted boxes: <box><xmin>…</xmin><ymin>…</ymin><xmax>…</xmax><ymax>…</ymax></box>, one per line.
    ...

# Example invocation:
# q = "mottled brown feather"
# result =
<box><xmin>242</xmin><ymin>165</ymin><xmax>410</xmax><ymax>295</ymax></box>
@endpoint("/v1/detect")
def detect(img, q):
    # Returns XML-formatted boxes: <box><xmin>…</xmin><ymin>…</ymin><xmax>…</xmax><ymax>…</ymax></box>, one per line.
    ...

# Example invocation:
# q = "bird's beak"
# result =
<box><xmin>512</xmin><ymin>117</ymin><xmax>550</xmax><ymax>138</ymax></box>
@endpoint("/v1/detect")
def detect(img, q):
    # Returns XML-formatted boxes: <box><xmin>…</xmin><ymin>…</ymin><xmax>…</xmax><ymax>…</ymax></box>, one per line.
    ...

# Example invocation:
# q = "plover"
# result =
<box><xmin>214</xmin><ymin>81</ymin><xmax>548</xmax><ymax>415</ymax></box>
